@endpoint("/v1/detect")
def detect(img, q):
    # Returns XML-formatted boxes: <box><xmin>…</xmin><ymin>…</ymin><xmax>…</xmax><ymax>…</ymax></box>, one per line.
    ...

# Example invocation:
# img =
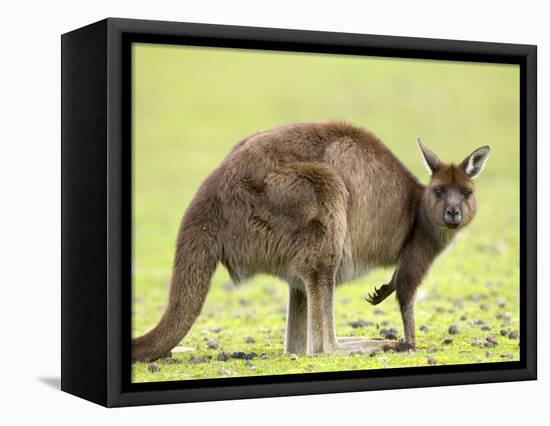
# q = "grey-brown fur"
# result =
<box><xmin>132</xmin><ymin>121</ymin><xmax>490</xmax><ymax>362</ymax></box>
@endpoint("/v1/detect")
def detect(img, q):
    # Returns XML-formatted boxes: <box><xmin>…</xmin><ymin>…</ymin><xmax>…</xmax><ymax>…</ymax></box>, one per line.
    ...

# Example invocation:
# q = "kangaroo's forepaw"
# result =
<box><xmin>365</xmin><ymin>282</ymin><xmax>395</xmax><ymax>305</ymax></box>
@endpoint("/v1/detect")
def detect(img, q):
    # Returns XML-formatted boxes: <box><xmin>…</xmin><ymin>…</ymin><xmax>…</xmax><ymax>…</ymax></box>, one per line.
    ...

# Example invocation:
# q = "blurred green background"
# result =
<box><xmin>132</xmin><ymin>43</ymin><xmax>520</xmax><ymax>382</ymax></box>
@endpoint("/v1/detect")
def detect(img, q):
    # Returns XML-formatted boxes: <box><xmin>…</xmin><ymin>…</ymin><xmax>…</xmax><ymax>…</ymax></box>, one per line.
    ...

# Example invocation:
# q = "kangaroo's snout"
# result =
<box><xmin>443</xmin><ymin>206</ymin><xmax>462</xmax><ymax>228</ymax></box>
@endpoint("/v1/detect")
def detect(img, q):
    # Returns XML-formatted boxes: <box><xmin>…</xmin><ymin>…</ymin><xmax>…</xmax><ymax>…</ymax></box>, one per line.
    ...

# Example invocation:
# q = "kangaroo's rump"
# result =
<box><xmin>216</xmin><ymin>132</ymin><xmax>351</xmax><ymax>284</ymax></box>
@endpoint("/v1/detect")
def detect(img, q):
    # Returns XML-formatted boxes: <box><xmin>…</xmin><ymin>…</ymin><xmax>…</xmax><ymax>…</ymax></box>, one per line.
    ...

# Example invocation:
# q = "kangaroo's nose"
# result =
<box><xmin>446</xmin><ymin>207</ymin><xmax>459</xmax><ymax>218</ymax></box>
<box><xmin>444</xmin><ymin>206</ymin><xmax>462</xmax><ymax>226</ymax></box>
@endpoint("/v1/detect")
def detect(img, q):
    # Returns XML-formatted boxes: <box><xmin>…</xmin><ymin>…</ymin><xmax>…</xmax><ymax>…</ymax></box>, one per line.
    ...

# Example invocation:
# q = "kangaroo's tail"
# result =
<box><xmin>132</xmin><ymin>208</ymin><xmax>219</xmax><ymax>362</ymax></box>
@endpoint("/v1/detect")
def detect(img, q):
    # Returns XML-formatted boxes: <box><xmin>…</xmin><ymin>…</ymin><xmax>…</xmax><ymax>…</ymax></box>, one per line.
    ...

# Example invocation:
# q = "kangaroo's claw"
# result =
<box><xmin>365</xmin><ymin>282</ymin><xmax>395</xmax><ymax>305</ymax></box>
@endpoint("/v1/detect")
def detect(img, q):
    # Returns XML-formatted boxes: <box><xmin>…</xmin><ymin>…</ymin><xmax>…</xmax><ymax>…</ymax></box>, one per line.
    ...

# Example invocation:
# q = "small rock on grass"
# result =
<box><xmin>289</xmin><ymin>353</ymin><xmax>299</xmax><ymax>361</ymax></box>
<box><xmin>147</xmin><ymin>363</ymin><xmax>161</xmax><ymax>373</ymax></box>
<box><xmin>231</xmin><ymin>351</ymin><xmax>257</xmax><ymax>360</ymax></box>
<box><xmin>207</xmin><ymin>340</ymin><xmax>219</xmax><ymax>350</ymax></box>
<box><xmin>349</xmin><ymin>319</ymin><xmax>375</xmax><ymax>328</ymax></box>
<box><xmin>448</xmin><ymin>325</ymin><xmax>459</xmax><ymax>335</ymax></box>
<box><xmin>189</xmin><ymin>355</ymin><xmax>211</xmax><ymax>364</ymax></box>
<box><xmin>442</xmin><ymin>338</ymin><xmax>453</xmax><ymax>345</ymax></box>
<box><xmin>379</xmin><ymin>328</ymin><xmax>398</xmax><ymax>340</ymax></box>
<box><xmin>508</xmin><ymin>331</ymin><xmax>519</xmax><ymax>339</ymax></box>
<box><xmin>500</xmin><ymin>329</ymin><xmax>509</xmax><ymax>336</ymax></box>
<box><xmin>384</xmin><ymin>331</ymin><xmax>398</xmax><ymax>340</ymax></box>
<box><xmin>245</xmin><ymin>336</ymin><xmax>256</xmax><ymax>344</ymax></box>
<box><xmin>427</xmin><ymin>357</ymin><xmax>436</xmax><ymax>365</ymax></box>
<box><xmin>244</xmin><ymin>360</ymin><xmax>254</xmax><ymax>368</ymax></box>
<box><xmin>480</xmin><ymin>325</ymin><xmax>492</xmax><ymax>331</ymax></box>
<box><xmin>486</xmin><ymin>335</ymin><xmax>498</xmax><ymax>346</ymax></box>
<box><xmin>163</xmin><ymin>357</ymin><xmax>181</xmax><ymax>365</ymax></box>
<box><xmin>217</xmin><ymin>351</ymin><xmax>230</xmax><ymax>362</ymax></box>
<box><xmin>419</xmin><ymin>325</ymin><xmax>429</xmax><ymax>332</ymax></box>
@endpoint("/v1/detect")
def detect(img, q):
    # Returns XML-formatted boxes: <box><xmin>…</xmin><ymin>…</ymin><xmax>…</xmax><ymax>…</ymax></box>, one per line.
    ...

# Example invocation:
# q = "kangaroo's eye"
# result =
<box><xmin>433</xmin><ymin>187</ymin><xmax>445</xmax><ymax>198</ymax></box>
<box><xmin>461</xmin><ymin>189</ymin><xmax>472</xmax><ymax>199</ymax></box>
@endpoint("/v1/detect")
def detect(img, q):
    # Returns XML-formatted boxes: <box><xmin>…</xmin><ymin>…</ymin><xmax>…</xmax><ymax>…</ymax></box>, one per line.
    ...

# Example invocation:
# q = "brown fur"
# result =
<box><xmin>132</xmin><ymin>121</ymin><xmax>490</xmax><ymax>361</ymax></box>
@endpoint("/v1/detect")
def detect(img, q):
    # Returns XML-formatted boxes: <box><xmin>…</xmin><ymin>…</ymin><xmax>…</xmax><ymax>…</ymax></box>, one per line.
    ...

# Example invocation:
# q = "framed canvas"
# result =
<box><xmin>61</xmin><ymin>18</ymin><xmax>537</xmax><ymax>407</ymax></box>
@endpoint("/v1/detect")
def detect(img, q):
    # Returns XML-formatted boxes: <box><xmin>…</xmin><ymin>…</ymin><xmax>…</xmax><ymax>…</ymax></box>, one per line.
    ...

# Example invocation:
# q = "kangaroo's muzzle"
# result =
<box><xmin>443</xmin><ymin>206</ymin><xmax>462</xmax><ymax>228</ymax></box>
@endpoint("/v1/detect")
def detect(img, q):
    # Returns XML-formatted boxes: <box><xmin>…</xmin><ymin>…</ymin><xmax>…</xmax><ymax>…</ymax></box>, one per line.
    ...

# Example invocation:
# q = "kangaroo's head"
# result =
<box><xmin>417</xmin><ymin>138</ymin><xmax>490</xmax><ymax>231</ymax></box>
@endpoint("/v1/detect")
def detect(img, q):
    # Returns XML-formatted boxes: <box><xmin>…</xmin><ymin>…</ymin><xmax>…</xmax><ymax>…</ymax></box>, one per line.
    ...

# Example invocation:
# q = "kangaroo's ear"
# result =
<box><xmin>417</xmin><ymin>137</ymin><xmax>441</xmax><ymax>175</ymax></box>
<box><xmin>461</xmin><ymin>146</ymin><xmax>491</xmax><ymax>179</ymax></box>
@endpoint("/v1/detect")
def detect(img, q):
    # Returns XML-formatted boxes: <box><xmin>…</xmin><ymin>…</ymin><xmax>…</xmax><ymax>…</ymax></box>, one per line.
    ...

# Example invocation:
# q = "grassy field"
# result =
<box><xmin>132</xmin><ymin>44</ymin><xmax>520</xmax><ymax>382</ymax></box>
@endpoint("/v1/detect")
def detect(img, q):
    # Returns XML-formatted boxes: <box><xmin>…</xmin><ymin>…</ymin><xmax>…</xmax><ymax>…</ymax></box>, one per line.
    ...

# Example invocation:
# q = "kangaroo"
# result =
<box><xmin>132</xmin><ymin>121</ymin><xmax>490</xmax><ymax>362</ymax></box>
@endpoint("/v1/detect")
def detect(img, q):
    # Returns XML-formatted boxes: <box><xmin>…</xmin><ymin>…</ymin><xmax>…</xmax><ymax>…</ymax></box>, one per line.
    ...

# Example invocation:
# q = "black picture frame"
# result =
<box><xmin>61</xmin><ymin>17</ymin><xmax>537</xmax><ymax>407</ymax></box>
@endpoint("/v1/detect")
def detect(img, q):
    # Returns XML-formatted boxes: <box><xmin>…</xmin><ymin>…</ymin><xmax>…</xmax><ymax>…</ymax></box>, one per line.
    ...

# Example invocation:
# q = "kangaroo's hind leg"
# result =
<box><xmin>267</xmin><ymin>161</ymin><xmax>347</xmax><ymax>355</ymax></box>
<box><xmin>302</xmin><ymin>273</ymin><xmax>339</xmax><ymax>354</ymax></box>
<box><xmin>285</xmin><ymin>286</ymin><xmax>308</xmax><ymax>354</ymax></box>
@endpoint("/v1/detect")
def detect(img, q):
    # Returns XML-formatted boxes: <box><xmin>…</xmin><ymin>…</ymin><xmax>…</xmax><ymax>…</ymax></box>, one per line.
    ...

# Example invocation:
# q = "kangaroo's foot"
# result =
<box><xmin>330</xmin><ymin>338</ymin><xmax>414</xmax><ymax>354</ymax></box>
<box><xmin>337</xmin><ymin>337</ymin><xmax>364</xmax><ymax>343</ymax></box>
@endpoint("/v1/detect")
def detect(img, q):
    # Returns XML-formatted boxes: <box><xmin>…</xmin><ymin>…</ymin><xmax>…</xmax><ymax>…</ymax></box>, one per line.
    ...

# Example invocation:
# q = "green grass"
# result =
<box><xmin>132</xmin><ymin>44</ymin><xmax>520</xmax><ymax>382</ymax></box>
